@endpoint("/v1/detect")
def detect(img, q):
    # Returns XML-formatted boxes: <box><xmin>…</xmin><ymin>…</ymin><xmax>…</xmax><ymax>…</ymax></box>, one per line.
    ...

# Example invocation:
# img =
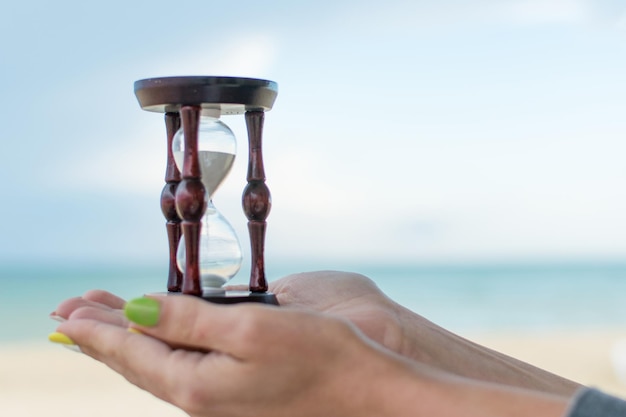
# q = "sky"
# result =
<box><xmin>1</xmin><ymin>0</ymin><xmax>626</xmax><ymax>268</ymax></box>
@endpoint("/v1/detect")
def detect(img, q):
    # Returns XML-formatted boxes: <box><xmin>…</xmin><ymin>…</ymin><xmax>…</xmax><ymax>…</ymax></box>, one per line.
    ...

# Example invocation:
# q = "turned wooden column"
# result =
<box><xmin>160</xmin><ymin>112</ymin><xmax>183</xmax><ymax>292</ymax></box>
<box><xmin>175</xmin><ymin>105</ymin><xmax>206</xmax><ymax>296</ymax></box>
<box><xmin>243</xmin><ymin>111</ymin><xmax>271</xmax><ymax>293</ymax></box>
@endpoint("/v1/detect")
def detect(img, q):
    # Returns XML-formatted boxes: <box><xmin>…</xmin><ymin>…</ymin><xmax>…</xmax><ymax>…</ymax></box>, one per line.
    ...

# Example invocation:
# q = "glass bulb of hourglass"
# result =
<box><xmin>172</xmin><ymin>111</ymin><xmax>243</xmax><ymax>292</ymax></box>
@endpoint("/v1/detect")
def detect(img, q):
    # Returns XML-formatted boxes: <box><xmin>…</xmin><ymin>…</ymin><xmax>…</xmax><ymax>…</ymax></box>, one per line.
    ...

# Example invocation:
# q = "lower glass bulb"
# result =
<box><xmin>177</xmin><ymin>201</ymin><xmax>243</xmax><ymax>292</ymax></box>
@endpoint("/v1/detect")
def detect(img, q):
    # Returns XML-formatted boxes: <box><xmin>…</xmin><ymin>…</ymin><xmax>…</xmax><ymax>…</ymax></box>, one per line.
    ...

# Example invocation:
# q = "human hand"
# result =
<box><xmin>50</xmin><ymin>294</ymin><xmax>572</xmax><ymax>417</ymax></box>
<box><xmin>51</xmin><ymin>271</ymin><xmax>580</xmax><ymax>397</ymax></box>
<box><xmin>265</xmin><ymin>271</ymin><xmax>408</xmax><ymax>355</ymax></box>
<box><xmin>49</xmin><ymin>272</ymin><xmax>516</xmax><ymax>386</ymax></box>
<box><xmin>51</xmin><ymin>295</ymin><xmax>420</xmax><ymax>417</ymax></box>
<box><xmin>265</xmin><ymin>271</ymin><xmax>581</xmax><ymax>396</ymax></box>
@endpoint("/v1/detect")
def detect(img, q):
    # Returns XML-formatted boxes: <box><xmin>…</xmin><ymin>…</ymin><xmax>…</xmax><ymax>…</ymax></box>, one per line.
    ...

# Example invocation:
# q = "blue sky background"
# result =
<box><xmin>1</xmin><ymin>0</ymin><xmax>626</xmax><ymax>268</ymax></box>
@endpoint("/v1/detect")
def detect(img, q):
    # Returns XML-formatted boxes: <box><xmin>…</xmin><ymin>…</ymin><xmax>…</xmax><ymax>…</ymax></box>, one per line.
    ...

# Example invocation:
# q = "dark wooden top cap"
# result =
<box><xmin>134</xmin><ymin>76</ymin><xmax>278</xmax><ymax>114</ymax></box>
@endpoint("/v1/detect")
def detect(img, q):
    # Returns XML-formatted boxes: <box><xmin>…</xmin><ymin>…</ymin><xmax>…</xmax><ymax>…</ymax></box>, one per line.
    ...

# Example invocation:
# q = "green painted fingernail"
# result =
<box><xmin>124</xmin><ymin>297</ymin><xmax>161</xmax><ymax>327</ymax></box>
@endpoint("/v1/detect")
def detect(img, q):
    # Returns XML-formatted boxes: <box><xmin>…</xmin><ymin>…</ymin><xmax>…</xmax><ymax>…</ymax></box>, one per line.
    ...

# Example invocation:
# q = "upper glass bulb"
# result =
<box><xmin>172</xmin><ymin>111</ymin><xmax>237</xmax><ymax>197</ymax></box>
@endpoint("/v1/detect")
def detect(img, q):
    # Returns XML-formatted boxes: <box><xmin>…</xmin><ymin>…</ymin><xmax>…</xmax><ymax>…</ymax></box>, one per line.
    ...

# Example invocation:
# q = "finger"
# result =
<box><xmin>53</xmin><ymin>297</ymin><xmax>115</xmax><ymax>320</ymax></box>
<box><xmin>56</xmin><ymin>319</ymin><xmax>181</xmax><ymax>405</ymax></box>
<box><xmin>82</xmin><ymin>290</ymin><xmax>126</xmax><ymax>309</ymax></box>
<box><xmin>125</xmin><ymin>295</ymin><xmax>278</xmax><ymax>358</ymax></box>
<box><xmin>69</xmin><ymin>305</ymin><xmax>128</xmax><ymax>327</ymax></box>
<box><xmin>68</xmin><ymin>304</ymin><xmax>205</xmax><ymax>352</ymax></box>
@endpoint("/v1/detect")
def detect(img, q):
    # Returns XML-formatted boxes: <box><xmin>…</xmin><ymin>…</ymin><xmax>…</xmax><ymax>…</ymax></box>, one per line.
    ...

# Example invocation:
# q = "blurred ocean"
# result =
<box><xmin>2</xmin><ymin>261</ymin><xmax>626</xmax><ymax>343</ymax></box>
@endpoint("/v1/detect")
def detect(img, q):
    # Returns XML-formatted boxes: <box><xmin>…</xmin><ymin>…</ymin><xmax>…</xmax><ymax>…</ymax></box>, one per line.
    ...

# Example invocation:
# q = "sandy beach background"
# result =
<box><xmin>2</xmin><ymin>329</ymin><xmax>626</xmax><ymax>416</ymax></box>
<box><xmin>476</xmin><ymin>329</ymin><xmax>626</xmax><ymax>398</ymax></box>
<box><xmin>0</xmin><ymin>342</ymin><xmax>187</xmax><ymax>417</ymax></box>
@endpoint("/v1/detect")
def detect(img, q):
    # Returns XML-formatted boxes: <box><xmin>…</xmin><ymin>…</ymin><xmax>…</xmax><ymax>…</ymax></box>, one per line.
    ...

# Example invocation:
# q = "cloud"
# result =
<box><xmin>616</xmin><ymin>10</ymin><xmax>626</xmax><ymax>31</ymax></box>
<box><xmin>328</xmin><ymin>0</ymin><xmax>618</xmax><ymax>35</ymax></box>
<box><xmin>57</xmin><ymin>127</ymin><xmax>166</xmax><ymax>196</ymax></box>
<box><xmin>495</xmin><ymin>0</ymin><xmax>589</xmax><ymax>24</ymax></box>
<box><xmin>144</xmin><ymin>32</ymin><xmax>280</xmax><ymax>78</ymax></box>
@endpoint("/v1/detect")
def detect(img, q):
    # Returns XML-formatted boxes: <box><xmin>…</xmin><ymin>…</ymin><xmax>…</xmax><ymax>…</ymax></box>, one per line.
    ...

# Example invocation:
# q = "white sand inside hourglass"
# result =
<box><xmin>173</xmin><ymin>150</ymin><xmax>235</xmax><ymax>197</ymax></box>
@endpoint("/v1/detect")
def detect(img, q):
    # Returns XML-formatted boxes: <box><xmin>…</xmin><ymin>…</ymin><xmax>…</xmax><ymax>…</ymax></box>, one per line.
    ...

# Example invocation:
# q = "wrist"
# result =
<box><xmin>368</xmin><ymin>356</ymin><xmax>571</xmax><ymax>417</ymax></box>
<box><xmin>391</xmin><ymin>302</ymin><xmax>581</xmax><ymax>397</ymax></box>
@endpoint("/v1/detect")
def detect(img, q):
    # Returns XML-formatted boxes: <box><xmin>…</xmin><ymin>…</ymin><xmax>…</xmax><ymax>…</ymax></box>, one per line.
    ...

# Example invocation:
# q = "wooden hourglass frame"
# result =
<box><xmin>134</xmin><ymin>76</ymin><xmax>278</xmax><ymax>304</ymax></box>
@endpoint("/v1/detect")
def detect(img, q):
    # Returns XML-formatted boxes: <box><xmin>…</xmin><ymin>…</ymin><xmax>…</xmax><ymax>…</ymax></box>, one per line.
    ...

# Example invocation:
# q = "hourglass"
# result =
<box><xmin>134</xmin><ymin>76</ymin><xmax>278</xmax><ymax>304</ymax></box>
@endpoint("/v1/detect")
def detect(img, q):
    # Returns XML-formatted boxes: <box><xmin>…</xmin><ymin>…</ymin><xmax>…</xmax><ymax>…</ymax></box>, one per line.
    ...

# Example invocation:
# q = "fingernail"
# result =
<box><xmin>124</xmin><ymin>297</ymin><xmax>161</xmax><ymax>327</ymax></box>
<box><xmin>127</xmin><ymin>327</ymin><xmax>142</xmax><ymax>334</ymax></box>
<box><xmin>49</xmin><ymin>312</ymin><xmax>66</xmax><ymax>323</ymax></box>
<box><xmin>62</xmin><ymin>344</ymin><xmax>83</xmax><ymax>353</ymax></box>
<box><xmin>48</xmin><ymin>332</ymin><xmax>76</xmax><ymax>345</ymax></box>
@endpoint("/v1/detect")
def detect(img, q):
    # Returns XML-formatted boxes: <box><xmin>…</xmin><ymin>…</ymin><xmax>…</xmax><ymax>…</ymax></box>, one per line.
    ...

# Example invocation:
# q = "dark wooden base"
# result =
<box><xmin>157</xmin><ymin>290</ymin><xmax>279</xmax><ymax>305</ymax></box>
<box><xmin>202</xmin><ymin>291</ymin><xmax>278</xmax><ymax>305</ymax></box>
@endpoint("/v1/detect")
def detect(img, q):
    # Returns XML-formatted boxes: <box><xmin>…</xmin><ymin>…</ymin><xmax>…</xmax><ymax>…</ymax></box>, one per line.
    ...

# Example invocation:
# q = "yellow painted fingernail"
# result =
<box><xmin>48</xmin><ymin>332</ymin><xmax>76</xmax><ymax>345</ymax></box>
<box><xmin>127</xmin><ymin>327</ymin><xmax>142</xmax><ymax>334</ymax></box>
